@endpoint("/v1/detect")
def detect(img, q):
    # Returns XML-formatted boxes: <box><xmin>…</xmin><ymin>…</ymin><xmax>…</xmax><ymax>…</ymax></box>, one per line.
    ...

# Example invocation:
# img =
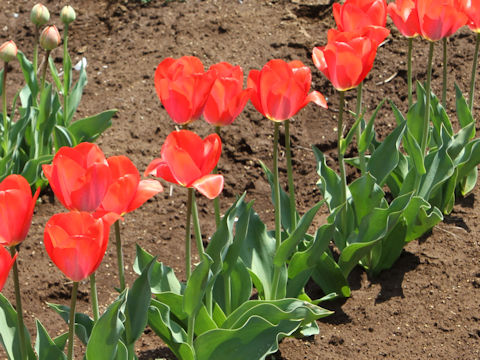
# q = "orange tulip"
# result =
<box><xmin>247</xmin><ymin>59</ymin><xmax>327</xmax><ymax>122</ymax></box>
<box><xmin>203</xmin><ymin>62</ymin><xmax>251</xmax><ymax>126</ymax></box>
<box><xmin>43</xmin><ymin>142</ymin><xmax>110</xmax><ymax>212</ymax></box>
<box><xmin>44</xmin><ymin>212</ymin><xmax>115</xmax><ymax>281</ymax></box>
<box><xmin>416</xmin><ymin>0</ymin><xmax>467</xmax><ymax>41</ymax></box>
<box><xmin>0</xmin><ymin>175</ymin><xmax>40</xmax><ymax>247</ymax></box>
<box><xmin>154</xmin><ymin>56</ymin><xmax>216</xmax><ymax>125</ymax></box>
<box><xmin>333</xmin><ymin>0</ymin><xmax>387</xmax><ymax>32</ymax></box>
<box><xmin>145</xmin><ymin>130</ymin><xmax>224</xmax><ymax>199</ymax></box>
<box><xmin>0</xmin><ymin>247</ymin><xmax>17</xmax><ymax>291</ymax></box>
<box><xmin>460</xmin><ymin>0</ymin><xmax>480</xmax><ymax>32</ymax></box>
<box><xmin>312</xmin><ymin>27</ymin><xmax>390</xmax><ymax>91</ymax></box>
<box><xmin>95</xmin><ymin>155</ymin><xmax>163</xmax><ymax>217</ymax></box>
<box><xmin>387</xmin><ymin>0</ymin><xmax>421</xmax><ymax>38</ymax></box>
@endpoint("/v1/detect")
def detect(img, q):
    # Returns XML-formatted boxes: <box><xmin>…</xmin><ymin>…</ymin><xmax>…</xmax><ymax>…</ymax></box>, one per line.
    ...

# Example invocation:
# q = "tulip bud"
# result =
<box><xmin>60</xmin><ymin>5</ymin><xmax>76</xmax><ymax>25</ymax></box>
<box><xmin>30</xmin><ymin>3</ymin><xmax>50</xmax><ymax>26</ymax></box>
<box><xmin>39</xmin><ymin>25</ymin><xmax>61</xmax><ymax>51</ymax></box>
<box><xmin>0</xmin><ymin>41</ymin><xmax>18</xmax><ymax>62</ymax></box>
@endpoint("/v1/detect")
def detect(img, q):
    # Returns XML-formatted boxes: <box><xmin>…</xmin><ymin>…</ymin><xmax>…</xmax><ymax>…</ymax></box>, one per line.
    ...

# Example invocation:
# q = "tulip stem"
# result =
<box><xmin>285</xmin><ymin>119</ymin><xmax>297</xmax><ymax>231</ymax></box>
<box><xmin>40</xmin><ymin>50</ymin><xmax>51</xmax><ymax>94</ymax></box>
<box><xmin>10</xmin><ymin>247</ymin><xmax>27</xmax><ymax>360</ymax></box>
<box><xmin>338</xmin><ymin>91</ymin><xmax>348</xmax><ymax>231</ymax></box>
<box><xmin>213</xmin><ymin>126</ymin><xmax>221</xmax><ymax>227</ymax></box>
<box><xmin>356</xmin><ymin>82</ymin><xmax>366</xmax><ymax>174</ymax></box>
<box><xmin>114</xmin><ymin>220</ymin><xmax>126</xmax><ymax>292</ymax></box>
<box><xmin>191</xmin><ymin>190</ymin><xmax>205</xmax><ymax>258</ymax></box>
<box><xmin>407</xmin><ymin>37</ymin><xmax>413</xmax><ymax>109</ymax></box>
<box><xmin>67</xmin><ymin>281</ymin><xmax>79</xmax><ymax>360</ymax></box>
<box><xmin>89</xmin><ymin>273</ymin><xmax>99</xmax><ymax>322</ymax></box>
<box><xmin>442</xmin><ymin>37</ymin><xmax>448</xmax><ymax>109</ymax></box>
<box><xmin>63</xmin><ymin>24</ymin><xmax>69</xmax><ymax>126</ymax></box>
<box><xmin>2</xmin><ymin>61</ymin><xmax>8</xmax><ymax>155</ymax></box>
<box><xmin>33</xmin><ymin>25</ymin><xmax>39</xmax><ymax>77</ymax></box>
<box><xmin>469</xmin><ymin>33</ymin><xmax>480</xmax><ymax>113</ymax></box>
<box><xmin>271</xmin><ymin>121</ymin><xmax>282</xmax><ymax>300</ymax></box>
<box><xmin>185</xmin><ymin>187</ymin><xmax>193</xmax><ymax>279</ymax></box>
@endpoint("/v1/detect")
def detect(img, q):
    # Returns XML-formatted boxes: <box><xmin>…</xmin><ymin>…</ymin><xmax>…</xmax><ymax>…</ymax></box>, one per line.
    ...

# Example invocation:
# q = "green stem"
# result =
<box><xmin>191</xmin><ymin>189</ymin><xmax>204</xmax><ymax>258</ymax></box>
<box><xmin>356</xmin><ymin>82</ymin><xmax>366</xmax><ymax>174</ymax></box>
<box><xmin>40</xmin><ymin>50</ymin><xmax>51</xmax><ymax>94</ymax></box>
<box><xmin>271</xmin><ymin>122</ymin><xmax>282</xmax><ymax>300</ymax></box>
<box><xmin>89</xmin><ymin>273</ymin><xmax>99</xmax><ymax>322</ymax></box>
<box><xmin>114</xmin><ymin>220</ymin><xmax>126</xmax><ymax>291</ymax></box>
<box><xmin>63</xmin><ymin>24</ymin><xmax>69</xmax><ymax>125</ymax></box>
<box><xmin>185</xmin><ymin>187</ymin><xmax>193</xmax><ymax>279</ymax></box>
<box><xmin>285</xmin><ymin>119</ymin><xmax>297</xmax><ymax>230</ymax></box>
<box><xmin>33</xmin><ymin>26</ymin><xmax>39</xmax><ymax>77</ymax></box>
<box><xmin>224</xmin><ymin>275</ymin><xmax>231</xmax><ymax>316</ymax></box>
<box><xmin>469</xmin><ymin>33</ymin><xmax>480</xmax><ymax>113</ymax></box>
<box><xmin>2</xmin><ymin>62</ymin><xmax>8</xmax><ymax>154</ymax></box>
<box><xmin>442</xmin><ymin>37</ymin><xmax>447</xmax><ymax>109</ymax></box>
<box><xmin>338</xmin><ymin>91</ymin><xmax>348</xmax><ymax>231</ymax></box>
<box><xmin>187</xmin><ymin>312</ymin><xmax>195</xmax><ymax>349</ymax></box>
<box><xmin>213</xmin><ymin>126</ymin><xmax>221</xmax><ymax>227</ymax></box>
<box><xmin>407</xmin><ymin>37</ymin><xmax>413</xmax><ymax>109</ymax></box>
<box><xmin>10</xmin><ymin>247</ymin><xmax>27</xmax><ymax>360</ymax></box>
<box><xmin>67</xmin><ymin>282</ymin><xmax>79</xmax><ymax>360</ymax></box>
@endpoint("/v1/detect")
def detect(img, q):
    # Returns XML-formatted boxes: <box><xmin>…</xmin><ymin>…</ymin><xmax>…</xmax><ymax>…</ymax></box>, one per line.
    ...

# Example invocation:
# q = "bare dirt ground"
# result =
<box><xmin>0</xmin><ymin>0</ymin><xmax>479</xmax><ymax>358</ymax></box>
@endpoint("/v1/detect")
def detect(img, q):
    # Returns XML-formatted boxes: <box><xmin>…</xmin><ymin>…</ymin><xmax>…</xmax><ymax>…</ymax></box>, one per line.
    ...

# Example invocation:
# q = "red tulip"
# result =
<box><xmin>247</xmin><ymin>59</ymin><xmax>327</xmax><ymax>122</ymax></box>
<box><xmin>312</xmin><ymin>27</ymin><xmax>390</xmax><ymax>91</ymax></box>
<box><xmin>203</xmin><ymin>62</ymin><xmax>251</xmax><ymax>126</ymax></box>
<box><xmin>333</xmin><ymin>0</ymin><xmax>388</xmax><ymax>32</ymax></box>
<box><xmin>95</xmin><ymin>155</ymin><xmax>164</xmax><ymax>217</ymax></box>
<box><xmin>0</xmin><ymin>247</ymin><xmax>17</xmax><ymax>292</ymax></box>
<box><xmin>154</xmin><ymin>56</ymin><xmax>216</xmax><ymax>125</ymax></box>
<box><xmin>416</xmin><ymin>0</ymin><xmax>467</xmax><ymax>41</ymax></box>
<box><xmin>387</xmin><ymin>0</ymin><xmax>421</xmax><ymax>37</ymax></box>
<box><xmin>460</xmin><ymin>0</ymin><xmax>480</xmax><ymax>32</ymax></box>
<box><xmin>43</xmin><ymin>142</ymin><xmax>110</xmax><ymax>212</ymax></box>
<box><xmin>144</xmin><ymin>130</ymin><xmax>224</xmax><ymax>199</ymax></box>
<box><xmin>0</xmin><ymin>175</ymin><xmax>40</xmax><ymax>247</ymax></box>
<box><xmin>44</xmin><ymin>212</ymin><xmax>116</xmax><ymax>281</ymax></box>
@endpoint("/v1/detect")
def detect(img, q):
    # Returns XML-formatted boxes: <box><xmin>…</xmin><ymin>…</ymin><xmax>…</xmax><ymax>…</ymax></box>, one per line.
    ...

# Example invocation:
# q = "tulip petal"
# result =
<box><xmin>0</xmin><ymin>248</ymin><xmax>16</xmax><ymax>292</ymax></box>
<box><xmin>200</xmin><ymin>134</ymin><xmax>222</xmax><ymax>175</ymax></box>
<box><xmin>192</xmin><ymin>174</ymin><xmax>224</xmax><ymax>199</ymax></box>
<box><xmin>127</xmin><ymin>179</ymin><xmax>164</xmax><ymax>213</ymax></box>
<box><xmin>144</xmin><ymin>158</ymin><xmax>178</xmax><ymax>184</ymax></box>
<box><xmin>163</xmin><ymin>140</ymin><xmax>202</xmax><ymax>187</ymax></box>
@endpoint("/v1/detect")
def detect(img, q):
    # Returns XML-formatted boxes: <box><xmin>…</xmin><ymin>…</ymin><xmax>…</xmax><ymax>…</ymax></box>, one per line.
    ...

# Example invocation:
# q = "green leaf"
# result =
<box><xmin>274</xmin><ymin>201</ymin><xmax>323</xmax><ymax>267</ymax></box>
<box><xmin>367</xmin><ymin>121</ymin><xmax>406</xmax><ymax>185</ymax></box>
<box><xmin>48</xmin><ymin>57</ymin><xmax>63</xmax><ymax>93</ymax></box>
<box><xmin>455</xmin><ymin>83</ymin><xmax>474</xmax><ymax>135</ymax></box>
<box><xmin>47</xmin><ymin>303</ymin><xmax>94</xmax><ymax>346</ymax></box>
<box><xmin>148</xmin><ymin>300</ymin><xmax>195</xmax><ymax>360</ymax></box>
<box><xmin>343</xmin><ymin>112</ymin><xmax>364</xmax><ymax>155</ymax></box>
<box><xmin>406</xmin><ymin>82</ymin><xmax>427</xmax><ymax>145</ymax></box>
<box><xmin>348</xmin><ymin>173</ymin><xmax>386</xmax><ymax>227</ymax></box>
<box><xmin>359</xmin><ymin>99</ymin><xmax>385</xmax><ymax>153</ymax></box>
<box><xmin>403</xmin><ymin>128</ymin><xmax>426</xmax><ymax>175</ymax></box>
<box><xmin>52</xmin><ymin>333</ymin><xmax>68</xmax><ymax>351</ymax></box>
<box><xmin>17</xmin><ymin>51</ymin><xmax>38</xmax><ymax>100</ymax></box>
<box><xmin>67</xmin><ymin>64</ymin><xmax>87</xmax><ymax>121</ymax></box>
<box><xmin>54</xmin><ymin>125</ymin><xmax>76</xmax><ymax>149</ymax></box>
<box><xmin>21</xmin><ymin>154</ymin><xmax>53</xmax><ymax>187</ymax></box>
<box><xmin>86</xmin><ymin>291</ymin><xmax>126</xmax><ymax>360</ymax></box>
<box><xmin>312</xmin><ymin>252</ymin><xmax>351</xmax><ymax>298</ymax></box>
<box><xmin>313</xmin><ymin>146</ymin><xmax>343</xmax><ymax>210</ymax></box>
<box><xmin>68</xmin><ymin>109</ymin><xmax>117</xmax><ymax>143</ymax></box>
<box><xmin>338</xmin><ymin>239</ymin><xmax>379</xmax><ymax>278</ymax></box>
<box><xmin>183</xmin><ymin>255</ymin><xmax>213</xmax><ymax>317</ymax></box>
<box><xmin>418</xmin><ymin>146</ymin><xmax>455</xmax><ymax>201</ymax></box>
<box><xmin>213</xmin><ymin>259</ymin><xmax>252</xmax><ymax>313</ymax></box>
<box><xmin>124</xmin><ymin>258</ymin><xmax>155</xmax><ymax>346</ymax></box>
<box><xmin>403</xmin><ymin>197</ymin><xmax>443</xmax><ymax>242</ymax></box>
<box><xmin>35</xmin><ymin>320</ymin><xmax>67</xmax><ymax>360</ymax></box>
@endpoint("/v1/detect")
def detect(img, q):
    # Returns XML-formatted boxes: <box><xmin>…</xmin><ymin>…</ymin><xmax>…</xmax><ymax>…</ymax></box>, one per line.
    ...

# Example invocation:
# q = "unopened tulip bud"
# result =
<box><xmin>60</xmin><ymin>5</ymin><xmax>76</xmax><ymax>25</ymax></box>
<box><xmin>39</xmin><ymin>25</ymin><xmax>61</xmax><ymax>51</ymax></box>
<box><xmin>30</xmin><ymin>3</ymin><xmax>50</xmax><ymax>26</ymax></box>
<box><xmin>0</xmin><ymin>41</ymin><xmax>18</xmax><ymax>62</ymax></box>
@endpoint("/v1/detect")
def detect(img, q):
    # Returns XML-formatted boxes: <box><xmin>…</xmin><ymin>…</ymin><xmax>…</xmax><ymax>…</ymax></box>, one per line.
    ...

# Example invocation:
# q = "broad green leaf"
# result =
<box><xmin>274</xmin><ymin>201</ymin><xmax>324</xmax><ymax>267</ymax></box>
<box><xmin>406</xmin><ymin>82</ymin><xmax>427</xmax><ymax>145</ymax></box>
<box><xmin>148</xmin><ymin>300</ymin><xmax>194</xmax><ymax>360</ymax></box>
<box><xmin>54</xmin><ymin>125</ymin><xmax>75</xmax><ymax>149</ymax></box>
<box><xmin>403</xmin><ymin>128</ymin><xmax>426</xmax><ymax>174</ymax></box>
<box><xmin>367</xmin><ymin>121</ymin><xmax>406</xmax><ymax>186</ymax></box>
<box><xmin>183</xmin><ymin>255</ymin><xmax>213</xmax><ymax>317</ymax></box>
<box><xmin>359</xmin><ymin>99</ymin><xmax>385</xmax><ymax>153</ymax></box>
<box><xmin>53</xmin><ymin>333</ymin><xmax>68</xmax><ymax>351</ymax></box>
<box><xmin>68</xmin><ymin>109</ymin><xmax>116</xmax><ymax>143</ymax></box>
<box><xmin>86</xmin><ymin>291</ymin><xmax>126</xmax><ymax>360</ymax></box>
<box><xmin>418</xmin><ymin>146</ymin><xmax>455</xmax><ymax>201</ymax></box>
<box><xmin>67</xmin><ymin>64</ymin><xmax>87</xmax><ymax>121</ymax></box>
<box><xmin>403</xmin><ymin>197</ymin><xmax>443</xmax><ymax>242</ymax></box>
<box><xmin>447</xmin><ymin>123</ymin><xmax>475</xmax><ymax>160</ymax></box>
<box><xmin>348</xmin><ymin>174</ymin><xmax>385</xmax><ymax>227</ymax></box>
<box><xmin>35</xmin><ymin>320</ymin><xmax>67</xmax><ymax>360</ymax></box>
<box><xmin>17</xmin><ymin>51</ymin><xmax>38</xmax><ymax>100</ymax></box>
<box><xmin>115</xmin><ymin>340</ymin><xmax>128</xmax><ymax>360</ymax></box>
<box><xmin>430</xmin><ymin>88</ymin><xmax>453</xmax><ymax>139</ymax></box>
<box><xmin>313</xmin><ymin>146</ymin><xmax>343</xmax><ymax>210</ymax></box>
<box><xmin>459</xmin><ymin>166</ymin><xmax>478</xmax><ymax>196</ymax></box>
<box><xmin>21</xmin><ymin>154</ymin><xmax>53</xmax><ymax>187</ymax></box>
<box><xmin>338</xmin><ymin>239</ymin><xmax>379</xmax><ymax>278</ymax></box>
<box><xmin>312</xmin><ymin>252</ymin><xmax>351</xmax><ymax>298</ymax></box>
<box><xmin>47</xmin><ymin>303</ymin><xmax>94</xmax><ymax>345</ymax></box>
<box><xmin>212</xmin><ymin>303</ymin><xmax>227</xmax><ymax>327</ymax></box>
<box><xmin>455</xmin><ymin>83</ymin><xmax>474</xmax><ymax>135</ymax></box>
<box><xmin>48</xmin><ymin>57</ymin><xmax>63</xmax><ymax>93</ymax></box>
<box><xmin>342</xmin><ymin>111</ymin><xmax>364</xmax><ymax>155</ymax></box>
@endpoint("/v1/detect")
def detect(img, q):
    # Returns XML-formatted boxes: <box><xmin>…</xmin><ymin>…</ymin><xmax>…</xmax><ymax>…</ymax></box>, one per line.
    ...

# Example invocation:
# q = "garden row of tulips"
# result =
<box><xmin>1</xmin><ymin>0</ymin><xmax>480</xmax><ymax>359</ymax></box>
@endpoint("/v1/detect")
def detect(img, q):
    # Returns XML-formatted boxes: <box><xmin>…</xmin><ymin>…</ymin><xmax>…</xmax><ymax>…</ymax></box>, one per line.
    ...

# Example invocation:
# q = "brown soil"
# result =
<box><xmin>1</xmin><ymin>0</ymin><xmax>480</xmax><ymax>359</ymax></box>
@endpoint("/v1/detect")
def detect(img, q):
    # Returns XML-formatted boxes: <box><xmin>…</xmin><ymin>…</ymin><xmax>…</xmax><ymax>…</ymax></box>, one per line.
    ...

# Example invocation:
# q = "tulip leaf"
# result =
<box><xmin>86</xmin><ymin>291</ymin><xmax>126</xmax><ymax>360</ymax></box>
<box><xmin>455</xmin><ymin>83</ymin><xmax>474</xmax><ymax>135</ymax></box>
<box><xmin>417</xmin><ymin>146</ymin><xmax>455</xmax><ymax>201</ymax></box>
<box><xmin>348</xmin><ymin>173</ymin><xmax>386</xmax><ymax>227</ymax></box>
<box><xmin>68</xmin><ymin>109</ymin><xmax>116</xmax><ymax>143</ymax></box>
<box><xmin>183</xmin><ymin>255</ymin><xmax>213</xmax><ymax>317</ymax></box>
<box><xmin>338</xmin><ymin>239</ymin><xmax>379</xmax><ymax>278</ymax></box>
<box><xmin>52</xmin><ymin>333</ymin><xmax>68</xmax><ymax>351</ymax></box>
<box><xmin>359</xmin><ymin>99</ymin><xmax>385</xmax><ymax>153</ymax></box>
<box><xmin>430</xmin><ymin>89</ymin><xmax>453</xmax><ymax>141</ymax></box>
<box><xmin>35</xmin><ymin>320</ymin><xmax>67</xmax><ymax>360</ymax></box>
<box><xmin>312</xmin><ymin>252</ymin><xmax>351</xmax><ymax>298</ymax></box>
<box><xmin>133</xmin><ymin>244</ymin><xmax>183</xmax><ymax>295</ymax></box>
<box><xmin>367</xmin><ymin>121</ymin><xmax>406</xmax><ymax>185</ymax></box>
<box><xmin>47</xmin><ymin>303</ymin><xmax>94</xmax><ymax>345</ymax></box>
<box><xmin>148</xmin><ymin>299</ymin><xmax>194</xmax><ymax>360</ymax></box>
<box><xmin>313</xmin><ymin>146</ymin><xmax>343</xmax><ymax>210</ymax></box>
<box><xmin>342</xmin><ymin>111</ymin><xmax>364</xmax><ymax>155</ymax></box>
<box><xmin>54</xmin><ymin>125</ymin><xmax>76</xmax><ymax>149</ymax></box>
<box><xmin>48</xmin><ymin>56</ymin><xmax>63</xmax><ymax>95</ymax></box>
<box><xmin>67</xmin><ymin>63</ymin><xmax>87</xmax><ymax>122</ymax></box>
<box><xmin>402</xmin><ymin>197</ymin><xmax>443</xmax><ymax>243</ymax></box>
<box><xmin>115</xmin><ymin>340</ymin><xmax>128</xmax><ymax>360</ymax></box>
<box><xmin>21</xmin><ymin>154</ymin><xmax>53</xmax><ymax>187</ymax></box>
<box><xmin>403</xmin><ymin>127</ymin><xmax>426</xmax><ymax>175</ymax></box>
<box><xmin>17</xmin><ymin>51</ymin><xmax>38</xmax><ymax>100</ymax></box>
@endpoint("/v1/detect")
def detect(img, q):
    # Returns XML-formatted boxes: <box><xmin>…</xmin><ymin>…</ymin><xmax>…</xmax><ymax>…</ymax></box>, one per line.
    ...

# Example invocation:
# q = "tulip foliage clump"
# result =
<box><xmin>1</xmin><ymin>0</ymin><xmax>480</xmax><ymax>359</ymax></box>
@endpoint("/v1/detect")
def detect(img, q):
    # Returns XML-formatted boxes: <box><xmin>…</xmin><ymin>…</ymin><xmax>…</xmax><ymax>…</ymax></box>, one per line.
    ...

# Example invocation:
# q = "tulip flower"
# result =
<box><xmin>0</xmin><ymin>41</ymin><xmax>18</xmax><ymax>63</ymax></box>
<box><xmin>387</xmin><ymin>0</ymin><xmax>421</xmax><ymax>38</ymax></box>
<box><xmin>30</xmin><ymin>3</ymin><xmax>50</xmax><ymax>27</ymax></box>
<box><xmin>60</xmin><ymin>5</ymin><xmax>76</xmax><ymax>25</ymax></box>
<box><xmin>0</xmin><ymin>175</ymin><xmax>40</xmax><ymax>247</ymax></box>
<box><xmin>312</xmin><ymin>27</ymin><xmax>390</xmax><ymax>91</ymax></box>
<box><xmin>247</xmin><ymin>59</ymin><xmax>327</xmax><ymax>122</ymax></box>
<box><xmin>416</xmin><ymin>0</ymin><xmax>467</xmax><ymax>41</ymax></box>
<box><xmin>203</xmin><ymin>62</ymin><xmax>251</xmax><ymax>126</ymax></box>
<box><xmin>39</xmin><ymin>25</ymin><xmax>61</xmax><ymax>51</ymax></box>
<box><xmin>145</xmin><ymin>130</ymin><xmax>224</xmax><ymax>199</ymax></box>
<box><xmin>154</xmin><ymin>56</ymin><xmax>216</xmax><ymax>125</ymax></box>
<box><xmin>0</xmin><ymin>247</ymin><xmax>17</xmax><ymax>292</ymax></box>
<box><xmin>333</xmin><ymin>0</ymin><xmax>387</xmax><ymax>32</ymax></box>
<box><xmin>43</xmin><ymin>142</ymin><xmax>110</xmax><ymax>212</ymax></box>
